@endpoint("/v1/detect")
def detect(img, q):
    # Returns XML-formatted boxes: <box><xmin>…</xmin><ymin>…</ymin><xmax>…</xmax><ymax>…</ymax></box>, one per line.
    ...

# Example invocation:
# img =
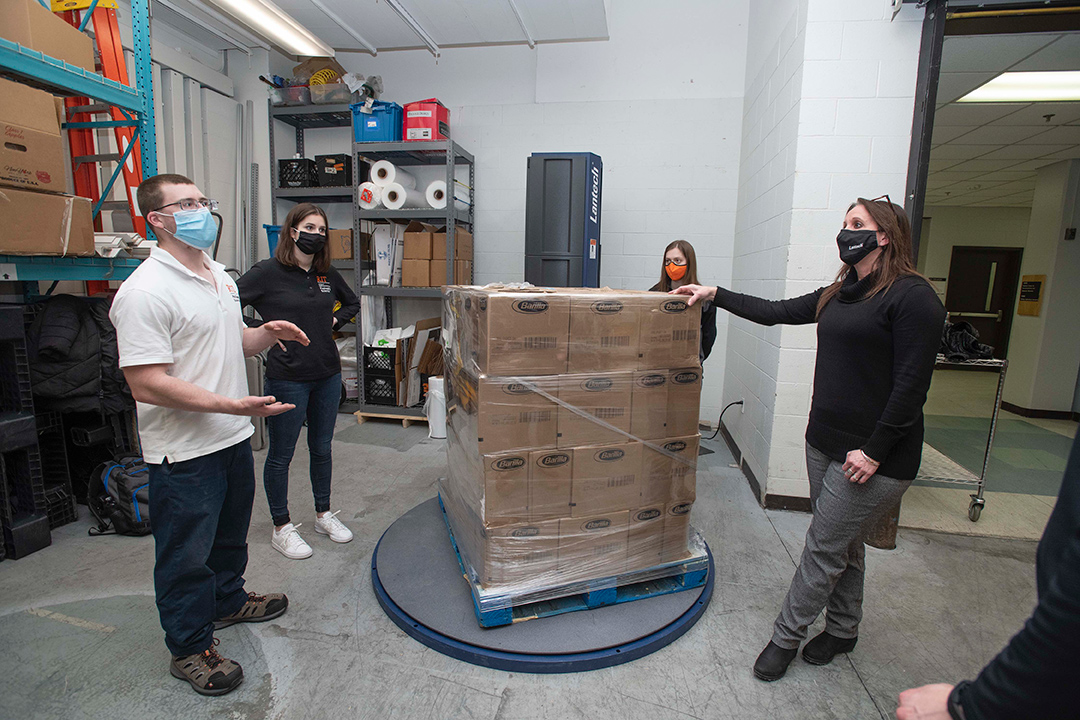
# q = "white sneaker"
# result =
<box><xmin>272</xmin><ymin>523</ymin><xmax>312</xmax><ymax>559</ymax></box>
<box><xmin>314</xmin><ymin>510</ymin><xmax>353</xmax><ymax>543</ymax></box>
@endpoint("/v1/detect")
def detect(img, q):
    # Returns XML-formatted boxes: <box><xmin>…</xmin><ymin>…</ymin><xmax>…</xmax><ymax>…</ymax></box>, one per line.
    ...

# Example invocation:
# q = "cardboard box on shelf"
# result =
<box><xmin>428</xmin><ymin>259</ymin><xmax>471</xmax><ymax>287</ymax></box>
<box><xmin>480</xmin><ymin>517</ymin><xmax>560</xmax><ymax>587</ymax></box>
<box><xmin>567</xmin><ymin>294</ymin><xmax>640</xmax><ymax>372</ymax></box>
<box><xmin>557</xmin><ymin>510</ymin><xmax>629</xmax><ymax>576</ymax></box>
<box><xmin>401</xmin><ymin>259</ymin><xmax>430</xmax><ymax>287</ymax></box>
<box><xmin>327</xmin><ymin>229</ymin><xmax>353</xmax><ymax>260</ymax></box>
<box><xmin>556</xmin><ymin>372</ymin><xmax>632</xmax><ymax>448</ymax></box>
<box><xmin>0</xmin><ymin>187</ymin><xmax>94</xmax><ymax>256</ymax></box>
<box><xmin>482</xmin><ymin>451</ymin><xmax>530</xmax><ymax>522</ymax></box>
<box><xmin>3</xmin><ymin>0</ymin><xmax>96</xmax><ymax>72</ymax></box>
<box><xmin>403</xmin><ymin>98</ymin><xmax>450</xmax><ymax>142</ymax></box>
<box><xmin>455</xmin><ymin>260</ymin><xmax>471</xmax><ymax>285</ymax></box>
<box><xmin>529</xmin><ymin>449</ymin><xmax>572</xmax><ymax>521</ymax></box>
<box><xmin>403</xmin><ymin>220</ymin><xmax>438</xmax><ymax>259</ymax></box>
<box><xmin>456</xmin><ymin>288</ymin><xmax>571</xmax><ymax>376</ymax></box>
<box><xmin>630</xmin><ymin>369</ymin><xmax>670</xmax><ymax>441</ymax></box>
<box><xmin>433</xmin><ymin>226</ymin><xmax>473</xmax><ymax>260</ymax></box>
<box><xmin>0</xmin><ymin>79</ymin><xmax>67</xmax><ymax>193</ymax></box>
<box><xmin>662</xmin><ymin>501</ymin><xmax>694</xmax><ymax>563</ymax></box>
<box><xmin>626</xmin><ymin>506</ymin><xmax>665</xmax><ymax>572</ymax></box>
<box><xmin>638</xmin><ymin>294</ymin><xmax>701</xmax><ymax>370</ymax></box>
<box><xmin>570</xmin><ymin>441</ymin><xmax>642</xmax><ymax>517</ymax></box>
<box><xmin>667</xmin><ymin>367</ymin><xmax>703</xmax><ymax>437</ymax></box>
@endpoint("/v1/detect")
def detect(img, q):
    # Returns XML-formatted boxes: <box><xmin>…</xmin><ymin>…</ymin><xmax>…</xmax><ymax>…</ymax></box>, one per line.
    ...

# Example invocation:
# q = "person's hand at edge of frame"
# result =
<box><xmin>669</xmin><ymin>284</ymin><xmax>716</xmax><ymax>306</ymax></box>
<box><xmin>263</xmin><ymin>320</ymin><xmax>310</xmax><ymax>351</ymax></box>
<box><xmin>232</xmin><ymin>395</ymin><xmax>296</xmax><ymax>417</ymax></box>
<box><xmin>842</xmin><ymin>448</ymin><xmax>880</xmax><ymax>484</ymax></box>
<box><xmin>896</xmin><ymin>683</ymin><xmax>954</xmax><ymax>720</ymax></box>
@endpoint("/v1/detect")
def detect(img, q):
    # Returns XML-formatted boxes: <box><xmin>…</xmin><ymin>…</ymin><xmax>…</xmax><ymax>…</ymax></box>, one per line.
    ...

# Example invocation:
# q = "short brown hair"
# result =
<box><xmin>655</xmin><ymin>239</ymin><xmax>701</xmax><ymax>292</ymax></box>
<box><xmin>136</xmin><ymin>173</ymin><xmax>196</xmax><ymax>217</ymax></box>
<box><xmin>276</xmin><ymin>203</ymin><xmax>331</xmax><ymax>273</ymax></box>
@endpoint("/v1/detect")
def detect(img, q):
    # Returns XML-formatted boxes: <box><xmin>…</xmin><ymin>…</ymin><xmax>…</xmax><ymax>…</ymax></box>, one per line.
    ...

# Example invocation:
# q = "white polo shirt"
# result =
<box><xmin>110</xmin><ymin>246</ymin><xmax>253</xmax><ymax>464</ymax></box>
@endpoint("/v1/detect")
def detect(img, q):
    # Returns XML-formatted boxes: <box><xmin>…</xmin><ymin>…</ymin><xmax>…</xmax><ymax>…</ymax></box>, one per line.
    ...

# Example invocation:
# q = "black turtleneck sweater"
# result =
<box><xmin>714</xmin><ymin>272</ymin><xmax>946</xmax><ymax>480</ymax></box>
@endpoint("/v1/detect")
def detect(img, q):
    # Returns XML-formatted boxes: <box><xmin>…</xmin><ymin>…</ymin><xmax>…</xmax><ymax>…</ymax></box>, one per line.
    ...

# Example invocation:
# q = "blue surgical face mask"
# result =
<box><xmin>166</xmin><ymin>207</ymin><xmax>217</xmax><ymax>250</ymax></box>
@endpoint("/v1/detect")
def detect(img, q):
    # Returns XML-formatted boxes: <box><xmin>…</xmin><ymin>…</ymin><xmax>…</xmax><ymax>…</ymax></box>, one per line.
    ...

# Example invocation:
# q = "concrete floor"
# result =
<box><xmin>0</xmin><ymin>416</ymin><xmax>1039</xmax><ymax>720</ymax></box>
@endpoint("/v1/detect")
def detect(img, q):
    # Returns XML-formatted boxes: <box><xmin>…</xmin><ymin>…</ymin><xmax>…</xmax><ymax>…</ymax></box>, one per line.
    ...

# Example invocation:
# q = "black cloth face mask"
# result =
<box><xmin>294</xmin><ymin>230</ymin><xmax>326</xmax><ymax>255</ymax></box>
<box><xmin>836</xmin><ymin>228</ymin><xmax>879</xmax><ymax>265</ymax></box>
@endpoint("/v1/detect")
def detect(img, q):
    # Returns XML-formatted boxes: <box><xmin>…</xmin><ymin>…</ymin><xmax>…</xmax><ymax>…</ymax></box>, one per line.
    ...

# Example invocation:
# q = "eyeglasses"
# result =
<box><xmin>153</xmin><ymin>198</ymin><xmax>219</xmax><ymax>213</ymax></box>
<box><xmin>868</xmin><ymin>194</ymin><xmax>900</xmax><ymax>224</ymax></box>
<box><xmin>664</xmin><ymin>258</ymin><xmax>687</xmax><ymax>267</ymax></box>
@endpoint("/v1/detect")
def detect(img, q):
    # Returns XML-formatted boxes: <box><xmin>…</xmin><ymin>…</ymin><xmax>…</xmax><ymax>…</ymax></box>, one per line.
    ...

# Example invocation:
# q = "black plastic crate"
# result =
<box><xmin>363</xmin><ymin>375</ymin><xmax>397</xmax><ymax>406</ymax></box>
<box><xmin>44</xmin><ymin>483</ymin><xmax>78</xmax><ymax>529</ymax></box>
<box><xmin>363</xmin><ymin>346</ymin><xmax>397</xmax><ymax>376</ymax></box>
<box><xmin>1</xmin><ymin>446</ymin><xmax>48</xmax><ymax>558</ymax></box>
<box><xmin>0</xmin><ymin>412</ymin><xmax>36</xmax><ymax>453</ymax></box>
<box><xmin>37</xmin><ymin>412</ymin><xmax>74</xmax><ymax>529</ymax></box>
<box><xmin>278</xmin><ymin>158</ymin><xmax>318</xmax><ymax>188</ymax></box>
<box><xmin>315</xmin><ymin>154</ymin><xmax>352</xmax><ymax>187</ymax></box>
<box><xmin>0</xmin><ymin>336</ymin><xmax>34</xmax><ymax>418</ymax></box>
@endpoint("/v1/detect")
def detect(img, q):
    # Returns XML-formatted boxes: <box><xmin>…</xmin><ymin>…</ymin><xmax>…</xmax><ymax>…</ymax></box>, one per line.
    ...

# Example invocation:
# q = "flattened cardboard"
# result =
<box><xmin>0</xmin><ymin>78</ymin><xmax>66</xmax><ymax>193</ymax></box>
<box><xmin>626</xmin><ymin>506</ymin><xmax>665</xmax><ymax>572</ymax></box>
<box><xmin>0</xmin><ymin>187</ymin><xmax>94</xmax><ymax>256</ymax></box>
<box><xmin>529</xmin><ymin>449</ymin><xmax>572</xmax><ymax>521</ymax></box>
<box><xmin>570</xmin><ymin>442</ymin><xmax>642</xmax><ymax>517</ymax></box>
<box><xmin>662</xmin><ymin>501</ymin><xmax>694</xmax><ymax>563</ymax></box>
<box><xmin>630</xmin><ymin>369</ymin><xmax>669</xmax><ymax>441</ymax></box>
<box><xmin>667</xmin><ymin>367</ymin><xmax>703</xmax><ymax>438</ymax></box>
<box><xmin>568</xmin><ymin>294</ymin><xmax>640</xmax><ymax>372</ymax></box>
<box><xmin>403</xmin><ymin>220</ymin><xmax>438</xmax><ymax>259</ymax></box>
<box><xmin>557</xmin><ymin>510</ymin><xmax>629</xmax><ymax>576</ymax></box>
<box><xmin>638</xmin><ymin>294</ymin><xmax>701</xmax><ymax>370</ymax></box>
<box><xmin>482</xmin><ymin>451</ymin><xmax>530</xmax><ymax>522</ymax></box>
<box><xmin>556</xmin><ymin>372</ymin><xmax>632</xmax><ymax>448</ymax></box>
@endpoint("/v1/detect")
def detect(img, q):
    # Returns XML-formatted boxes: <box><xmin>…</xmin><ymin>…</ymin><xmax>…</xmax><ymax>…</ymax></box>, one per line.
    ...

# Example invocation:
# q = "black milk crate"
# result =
<box><xmin>0</xmin><ymin>306</ymin><xmax>35</xmax><ymax>419</ymax></box>
<box><xmin>363</xmin><ymin>346</ymin><xmax>397</xmax><ymax>376</ymax></box>
<box><xmin>1</xmin><ymin>445</ymin><xmax>48</xmax><ymax>557</ymax></box>
<box><xmin>44</xmin><ymin>483</ymin><xmax>78</xmax><ymax>529</ymax></box>
<box><xmin>363</xmin><ymin>375</ymin><xmax>397</xmax><ymax>406</ymax></box>
<box><xmin>37</xmin><ymin>412</ymin><xmax>76</xmax><ymax>529</ymax></box>
<box><xmin>278</xmin><ymin>158</ymin><xmax>318</xmax><ymax>188</ymax></box>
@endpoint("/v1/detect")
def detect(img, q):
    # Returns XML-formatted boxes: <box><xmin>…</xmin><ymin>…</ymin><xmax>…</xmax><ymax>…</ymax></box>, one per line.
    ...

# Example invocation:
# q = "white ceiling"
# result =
<box><xmin>155</xmin><ymin>0</ymin><xmax>609</xmax><ymax>54</ymax></box>
<box><xmin>926</xmin><ymin>32</ymin><xmax>1080</xmax><ymax>208</ymax></box>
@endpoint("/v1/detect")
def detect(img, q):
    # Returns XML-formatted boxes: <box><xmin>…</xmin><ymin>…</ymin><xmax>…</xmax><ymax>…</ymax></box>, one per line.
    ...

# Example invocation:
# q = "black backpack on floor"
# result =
<box><xmin>87</xmin><ymin>455</ymin><xmax>152</xmax><ymax>536</ymax></box>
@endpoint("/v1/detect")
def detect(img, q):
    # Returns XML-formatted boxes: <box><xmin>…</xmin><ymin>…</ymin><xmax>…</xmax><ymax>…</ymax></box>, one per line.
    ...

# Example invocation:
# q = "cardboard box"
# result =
<box><xmin>429</xmin><ymin>259</ymin><xmax>471</xmax><ymax>287</ymax></box>
<box><xmin>483</xmin><ymin>451</ymin><xmax>530</xmax><ymax>522</ymax></box>
<box><xmin>481</xmin><ymin>518</ymin><xmax>561</xmax><ymax>587</ymax></box>
<box><xmin>402</xmin><ymin>259</ymin><xmax>430</xmax><ymax>287</ymax></box>
<box><xmin>556</xmin><ymin>372</ymin><xmax>632</xmax><ymax>448</ymax></box>
<box><xmin>667</xmin><ymin>435</ymin><xmax>700</xmax><ymax>502</ymax></box>
<box><xmin>2</xmin><ymin>0</ymin><xmax>96</xmax><ymax>72</ymax></box>
<box><xmin>626</xmin><ymin>506</ymin><xmax>665</xmax><ymax>572</ymax></box>
<box><xmin>403</xmin><ymin>220</ymin><xmax>438</xmax><ymax>259</ymax></box>
<box><xmin>638</xmin><ymin>294</ymin><xmax>701</xmax><ymax>370</ymax></box>
<box><xmin>570</xmin><ymin>442</ymin><xmax>642</xmax><ymax>517</ymax></box>
<box><xmin>0</xmin><ymin>79</ymin><xmax>67</xmax><ymax>193</ymax></box>
<box><xmin>327</xmin><ymin>229</ymin><xmax>353</xmax><ymax>260</ymax></box>
<box><xmin>662</xmin><ymin>501</ymin><xmax>694</xmax><ymax>563</ymax></box>
<box><xmin>529</xmin><ymin>449</ymin><xmax>572</xmax><ymax>521</ymax></box>
<box><xmin>433</xmin><ymin>226</ymin><xmax>473</xmax><ymax>260</ymax></box>
<box><xmin>667</xmin><ymin>368</ymin><xmax>703</xmax><ymax>437</ymax></box>
<box><xmin>0</xmin><ymin>187</ymin><xmax>94</xmax><ymax>256</ymax></box>
<box><xmin>630</xmin><ymin>370</ymin><xmax>669</xmax><ymax>441</ymax></box>
<box><xmin>315</xmin><ymin>154</ymin><xmax>352</xmax><ymax>187</ymax></box>
<box><xmin>455</xmin><ymin>260</ymin><xmax>472</xmax><ymax>285</ymax></box>
<box><xmin>458</xmin><ymin>288</ymin><xmax>571</xmax><ymax>376</ymax></box>
<box><xmin>404</xmin><ymin>97</ymin><xmax>450</xmax><ymax>142</ymax></box>
<box><xmin>473</xmin><ymin>376</ymin><xmax>558</xmax><ymax>454</ymax></box>
<box><xmin>558</xmin><ymin>510</ymin><xmax>629</xmax><ymax>577</ymax></box>
<box><xmin>568</xmin><ymin>294</ymin><xmax>640</xmax><ymax>372</ymax></box>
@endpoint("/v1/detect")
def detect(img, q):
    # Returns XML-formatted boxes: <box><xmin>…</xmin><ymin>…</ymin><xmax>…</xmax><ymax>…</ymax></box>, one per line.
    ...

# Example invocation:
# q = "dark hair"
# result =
<box><xmin>276</xmin><ymin>203</ymin><xmax>331</xmax><ymax>273</ymax></box>
<box><xmin>655</xmin><ymin>240</ymin><xmax>701</xmax><ymax>292</ymax></box>
<box><xmin>136</xmin><ymin>173</ymin><xmax>196</xmax><ymax>217</ymax></box>
<box><xmin>815</xmin><ymin>197</ymin><xmax>927</xmax><ymax>318</ymax></box>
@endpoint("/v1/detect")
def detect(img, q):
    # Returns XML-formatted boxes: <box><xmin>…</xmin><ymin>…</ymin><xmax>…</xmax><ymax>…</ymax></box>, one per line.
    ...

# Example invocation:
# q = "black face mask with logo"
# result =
<box><xmin>836</xmin><ymin>228</ymin><xmax>880</xmax><ymax>266</ymax></box>
<box><xmin>294</xmin><ymin>230</ymin><xmax>326</xmax><ymax>255</ymax></box>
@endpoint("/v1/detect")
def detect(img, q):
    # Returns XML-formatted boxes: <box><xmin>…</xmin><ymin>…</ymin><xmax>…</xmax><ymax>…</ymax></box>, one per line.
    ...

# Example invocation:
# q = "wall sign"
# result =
<box><xmin>1017</xmin><ymin>274</ymin><xmax>1045</xmax><ymax>317</ymax></box>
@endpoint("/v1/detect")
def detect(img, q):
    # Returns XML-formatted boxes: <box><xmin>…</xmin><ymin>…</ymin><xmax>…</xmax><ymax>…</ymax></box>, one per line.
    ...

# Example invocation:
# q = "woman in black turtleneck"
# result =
<box><xmin>674</xmin><ymin>196</ymin><xmax>946</xmax><ymax>682</ymax></box>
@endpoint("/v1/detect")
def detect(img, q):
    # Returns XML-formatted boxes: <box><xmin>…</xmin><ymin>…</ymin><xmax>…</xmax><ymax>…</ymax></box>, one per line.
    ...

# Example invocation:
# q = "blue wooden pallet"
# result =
<box><xmin>437</xmin><ymin>494</ymin><xmax>710</xmax><ymax>628</ymax></box>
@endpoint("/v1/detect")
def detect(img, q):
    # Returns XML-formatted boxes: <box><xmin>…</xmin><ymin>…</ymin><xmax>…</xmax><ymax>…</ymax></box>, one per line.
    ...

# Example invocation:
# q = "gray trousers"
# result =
<box><xmin>771</xmin><ymin>444</ymin><xmax>911</xmax><ymax>649</ymax></box>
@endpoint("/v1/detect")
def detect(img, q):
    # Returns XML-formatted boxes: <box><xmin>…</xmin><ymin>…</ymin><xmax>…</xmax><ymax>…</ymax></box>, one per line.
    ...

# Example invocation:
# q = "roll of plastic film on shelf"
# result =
<box><xmin>358</xmin><ymin>182</ymin><xmax>382</xmax><ymax>210</ymax></box>
<box><xmin>371</xmin><ymin>160</ymin><xmax>416</xmax><ymax>189</ymax></box>
<box><xmin>425</xmin><ymin>180</ymin><xmax>472</xmax><ymax>210</ymax></box>
<box><xmin>382</xmin><ymin>182</ymin><xmax>427</xmax><ymax>210</ymax></box>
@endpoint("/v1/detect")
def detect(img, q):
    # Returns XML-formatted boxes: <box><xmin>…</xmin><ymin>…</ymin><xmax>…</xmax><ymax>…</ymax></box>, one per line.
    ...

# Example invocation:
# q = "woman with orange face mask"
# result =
<box><xmin>650</xmin><ymin>239</ymin><xmax>717</xmax><ymax>363</ymax></box>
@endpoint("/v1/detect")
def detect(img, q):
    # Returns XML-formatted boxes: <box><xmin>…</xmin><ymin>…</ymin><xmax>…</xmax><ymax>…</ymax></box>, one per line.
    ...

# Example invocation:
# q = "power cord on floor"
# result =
<box><xmin>706</xmin><ymin>400</ymin><xmax>744</xmax><ymax>441</ymax></box>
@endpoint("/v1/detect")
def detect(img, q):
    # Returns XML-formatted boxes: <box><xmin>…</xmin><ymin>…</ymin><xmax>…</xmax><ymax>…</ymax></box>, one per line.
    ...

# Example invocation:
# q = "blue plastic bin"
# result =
<box><xmin>264</xmin><ymin>224</ymin><xmax>282</xmax><ymax>255</ymax></box>
<box><xmin>352</xmin><ymin>101</ymin><xmax>403</xmax><ymax>143</ymax></box>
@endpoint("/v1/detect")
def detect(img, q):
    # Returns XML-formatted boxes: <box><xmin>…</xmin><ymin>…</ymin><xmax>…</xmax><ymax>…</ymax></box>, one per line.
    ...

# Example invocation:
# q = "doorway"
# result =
<box><xmin>944</xmin><ymin>246</ymin><xmax>1023</xmax><ymax>358</ymax></box>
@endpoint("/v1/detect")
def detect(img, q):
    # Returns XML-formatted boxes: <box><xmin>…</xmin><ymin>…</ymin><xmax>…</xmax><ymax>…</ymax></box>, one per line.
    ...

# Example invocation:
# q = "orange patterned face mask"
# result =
<box><xmin>666</xmin><ymin>263</ymin><xmax>687</xmax><ymax>281</ymax></box>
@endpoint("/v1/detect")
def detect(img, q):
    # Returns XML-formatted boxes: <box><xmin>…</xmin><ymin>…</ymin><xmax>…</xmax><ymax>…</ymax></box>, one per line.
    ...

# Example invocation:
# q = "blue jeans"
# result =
<box><xmin>264</xmin><ymin>373</ymin><xmax>341</xmax><ymax>527</ymax></box>
<box><xmin>148</xmin><ymin>439</ymin><xmax>255</xmax><ymax>657</ymax></box>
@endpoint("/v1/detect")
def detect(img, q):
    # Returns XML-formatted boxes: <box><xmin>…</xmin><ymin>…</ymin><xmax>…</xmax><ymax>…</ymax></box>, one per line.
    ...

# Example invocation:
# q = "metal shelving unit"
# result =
<box><xmin>353</xmin><ymin>139</ymin><xmax>474</xmax><ymax>417</ymax></box>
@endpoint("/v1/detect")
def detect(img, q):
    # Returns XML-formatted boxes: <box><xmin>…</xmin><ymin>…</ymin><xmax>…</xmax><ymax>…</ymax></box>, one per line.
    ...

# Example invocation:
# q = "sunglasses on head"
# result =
<box><xmin>867</xmin><ymin>194</ymin><xmax>901</xmax><ymax>224</ymax></box>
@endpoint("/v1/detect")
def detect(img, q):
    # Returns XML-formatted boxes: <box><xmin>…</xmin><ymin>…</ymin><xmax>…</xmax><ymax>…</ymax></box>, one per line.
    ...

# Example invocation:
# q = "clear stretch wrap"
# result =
<box><xmin>440</xmin><ymin>285</ymin><xmax>707</xmax><ymax>605</ymax></box>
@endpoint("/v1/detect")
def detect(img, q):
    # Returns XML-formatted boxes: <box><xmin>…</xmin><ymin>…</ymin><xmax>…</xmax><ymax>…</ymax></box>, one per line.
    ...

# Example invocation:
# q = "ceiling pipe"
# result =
<box><xmin>383</xmin><ymin>0</ymin><xmax>440</xmax><ymax>58</ymax></box>
<box><xmin>506</xmin><ymin>0</ymin><xmax>535</xmax><ymax>49</ymax></box>
<box><xmin>310</xmin><ymin>0</ymin><xmax>378</xmax><ymax>55</ymax></box>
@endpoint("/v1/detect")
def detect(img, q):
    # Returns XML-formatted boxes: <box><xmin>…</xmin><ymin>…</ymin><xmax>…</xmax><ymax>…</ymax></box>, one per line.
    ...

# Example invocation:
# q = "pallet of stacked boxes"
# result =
<box><xmin>439</xmin><ymin>285</ymin><xmax>710</xmax><ymax>627</ymax></box>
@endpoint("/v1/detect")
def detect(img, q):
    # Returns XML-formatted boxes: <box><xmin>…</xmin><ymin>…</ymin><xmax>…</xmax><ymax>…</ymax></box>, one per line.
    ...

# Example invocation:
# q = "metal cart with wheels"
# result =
<box><xmin>915</xmin><ymin>356</ymin><xmax>1008</xmax><ymax>522</ymax></box>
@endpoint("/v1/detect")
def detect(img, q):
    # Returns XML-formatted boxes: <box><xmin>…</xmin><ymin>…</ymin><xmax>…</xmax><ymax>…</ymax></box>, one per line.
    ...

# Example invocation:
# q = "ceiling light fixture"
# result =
<box><xmin>958</xmin><ymin>71</ymin><xmax>1080</xmax><ymax>103</ymax></box>
<box><xmin>310</xmin><ymin>0</ymin><xmax>378</xmax><ymax>55</ymax></box>
<box><xmin>195</xmin><ymin>0</ymin><xmax>334</xmax><ymax>57</ymax></box>
<box><xmin>384</xmin><ymin>0</ymin><xmax>440</xmax><ymax>58</ymax></box>
<box><xmin>506</xmin><ymin>0</ymin><xmax>535</xmax><ymax>49</ymax></box>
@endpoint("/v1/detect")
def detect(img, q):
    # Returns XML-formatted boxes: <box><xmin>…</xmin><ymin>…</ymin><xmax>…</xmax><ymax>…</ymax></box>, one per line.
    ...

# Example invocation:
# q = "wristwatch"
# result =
<box><xmin>947</xmin><ymin>682</ymin><xmax>969</xmax><ymax>720</ymax></box>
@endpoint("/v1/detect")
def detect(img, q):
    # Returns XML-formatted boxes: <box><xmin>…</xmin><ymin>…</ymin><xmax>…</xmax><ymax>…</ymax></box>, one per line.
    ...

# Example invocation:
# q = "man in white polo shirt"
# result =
<box><xmin>110</xmin><ymin>174</ymin><xmax>310</xmax><ymax>697</ymax></box>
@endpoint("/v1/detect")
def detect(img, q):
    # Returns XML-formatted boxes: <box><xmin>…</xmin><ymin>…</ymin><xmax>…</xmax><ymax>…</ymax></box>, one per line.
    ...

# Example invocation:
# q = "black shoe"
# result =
<box><xmin>802</xmin><ymin>631</ymin><xmax>858</xmax><ymax>666</ymax></box>
<box><xmin>753</xmin><ymin>641</ymin><xmax>798</xmax><ymax>681</ymax></box>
